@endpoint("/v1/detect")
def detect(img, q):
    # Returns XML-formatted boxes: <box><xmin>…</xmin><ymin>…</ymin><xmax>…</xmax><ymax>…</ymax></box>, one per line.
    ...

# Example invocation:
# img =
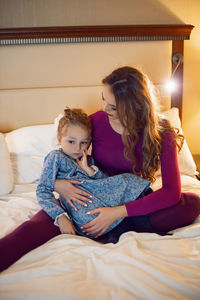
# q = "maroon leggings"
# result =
<box><xmin>0</xmin><ymin>192</ymin><xmax>199</xmax><ymax>272</ymax></box>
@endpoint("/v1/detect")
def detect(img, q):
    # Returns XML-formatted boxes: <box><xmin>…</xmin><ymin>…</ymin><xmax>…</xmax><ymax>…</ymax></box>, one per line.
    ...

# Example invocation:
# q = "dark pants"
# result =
<box><xmin>95</xmin><ymin>188</ymin><xmax>164</xmax><ymax>244</ymax></box>
<box><xmin>0</xmin><ymin>192</ymin><xmax>200</xmax><ymax>272</ymax></box>
<box><xmin>94</xmin><ymin>214</ymin><xmax>154</xmax><ymax>244</ymax></box>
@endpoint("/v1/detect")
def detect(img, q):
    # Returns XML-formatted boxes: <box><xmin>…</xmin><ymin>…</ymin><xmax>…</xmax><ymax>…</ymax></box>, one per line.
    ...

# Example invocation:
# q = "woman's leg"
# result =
<box><xmin>149</xmin><ymin>192</ymin><xmax>200</xmax><ymax>232</ymax></box>
<box><xmin>0</xmin><ymin>209</ymin><xmax>60</xmax><ymax>272</ymax></box>
<box><xmin>96</xmin><ymin>192</ymin><xmax>200</xmax><ymax>244</ymax></box>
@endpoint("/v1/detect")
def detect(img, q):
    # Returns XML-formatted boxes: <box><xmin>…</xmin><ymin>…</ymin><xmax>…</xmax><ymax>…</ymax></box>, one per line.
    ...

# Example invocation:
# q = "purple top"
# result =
<box><xmin>90</xmin><ymin>110</ymin><xmax>181</xmax><ymax>216</ymax></box>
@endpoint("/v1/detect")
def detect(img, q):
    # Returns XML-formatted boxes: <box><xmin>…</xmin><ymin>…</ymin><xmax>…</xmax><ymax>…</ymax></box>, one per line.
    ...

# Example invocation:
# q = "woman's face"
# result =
<box><xmin>102</xmin><ymin>84</ymin><xmax>119</xmax><ymax>121</ymax></box>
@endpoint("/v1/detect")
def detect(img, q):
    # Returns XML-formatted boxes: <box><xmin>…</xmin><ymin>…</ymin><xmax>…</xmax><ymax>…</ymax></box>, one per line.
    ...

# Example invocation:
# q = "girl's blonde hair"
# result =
<box><xmin>58</xmin><ymin>107</ymin><xmax>92</xmax><ymax>137</ymax></box>
<box><xmin>103</xmin><ymin>66</ymin><xmax>184</xmax><ymax>182</ymax></box>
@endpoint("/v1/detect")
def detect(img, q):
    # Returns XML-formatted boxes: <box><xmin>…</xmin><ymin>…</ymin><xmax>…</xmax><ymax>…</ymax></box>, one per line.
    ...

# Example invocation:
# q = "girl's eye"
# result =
<box><xmin>81</xmin><ymin>141</ymin><xmax>88</xmax><ymax>145</ymax></box>
<box><xmin>111</xmin><ymin>107</ymin><xmax>117</xmax><ymax>111</ymax></box>
<box><xmin>68</xmin><ymin>140</ymin><xmax>74</xmax><ymax>144</ymax></box>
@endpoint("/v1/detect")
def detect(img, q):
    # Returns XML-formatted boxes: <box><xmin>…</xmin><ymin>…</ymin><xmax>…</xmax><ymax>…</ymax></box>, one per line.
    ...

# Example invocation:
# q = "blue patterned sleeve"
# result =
<box><xmin>36</xmin><ymin>150</ymin><xmax>66</xmax><ymax>220</ymax></box>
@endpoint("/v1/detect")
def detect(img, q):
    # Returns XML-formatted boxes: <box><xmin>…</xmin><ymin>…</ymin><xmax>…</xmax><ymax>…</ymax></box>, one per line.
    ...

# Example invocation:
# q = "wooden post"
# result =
<box><xmin>171</xmin><ymin>40</ymin><xmax>184</xmax><ymax>121</ymax></box>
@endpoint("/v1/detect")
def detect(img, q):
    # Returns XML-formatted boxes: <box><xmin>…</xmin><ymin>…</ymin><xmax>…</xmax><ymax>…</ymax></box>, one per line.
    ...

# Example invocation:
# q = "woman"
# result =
<box><xmin>55</xmin><ymin>66</ymin><xmax>200</xmax><ymax>241</ymax></box>
<box><xmin>0</xmin><ymin>66</ymin><xmax>199</xmax><ymax>272</ymax></box>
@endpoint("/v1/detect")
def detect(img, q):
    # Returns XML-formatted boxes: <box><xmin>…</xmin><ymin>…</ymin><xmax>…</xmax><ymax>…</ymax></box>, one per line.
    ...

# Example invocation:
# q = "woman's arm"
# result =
<box><xmin>54</xmin><ymin>179</ymin><xmax>93</xmax><ymax>210</ymax></box>
<box><xmin>83</xmin><ymin>131</ymin><xmax>181</xmax><ymax>236</ymax></box>
<box><xmin>82</xmin><ymin>205</ymin><xmax>128</xmax><ymax>237</ymax></box>
<box><xmin>125</xmin><ymin>131</ymin><xmax>181</xmax><ymax>216</ymax></box>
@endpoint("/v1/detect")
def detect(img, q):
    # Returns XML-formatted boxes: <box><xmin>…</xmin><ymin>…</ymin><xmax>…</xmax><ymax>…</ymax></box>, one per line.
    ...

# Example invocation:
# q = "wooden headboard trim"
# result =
<box><xmin>0</xmin><ymin>24</ymin><xmax>194</xmax><ymax>45</ymax></box>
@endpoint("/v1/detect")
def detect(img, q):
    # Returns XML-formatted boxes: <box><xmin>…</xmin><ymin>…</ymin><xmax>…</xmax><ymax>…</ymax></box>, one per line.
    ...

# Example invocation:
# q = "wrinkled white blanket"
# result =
<box><xmin>0</xmin><ymin>175</ymin><xmax>200</xmax><ymax>300</ymax></box>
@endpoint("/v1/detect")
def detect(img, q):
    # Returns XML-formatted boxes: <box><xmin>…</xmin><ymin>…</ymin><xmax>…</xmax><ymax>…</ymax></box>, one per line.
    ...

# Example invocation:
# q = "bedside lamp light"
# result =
<box><xmin>165</xmin><ymin>53</ymin><xmax>183</xmax><ymax>93</ymax></box>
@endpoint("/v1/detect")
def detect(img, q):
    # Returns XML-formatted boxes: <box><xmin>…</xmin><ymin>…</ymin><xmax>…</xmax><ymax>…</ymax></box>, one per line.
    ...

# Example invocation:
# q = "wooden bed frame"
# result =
<box><xmin>0</xmin><ymin>24</ymin><xmax>194</xmax><ymax>120</ymax></box>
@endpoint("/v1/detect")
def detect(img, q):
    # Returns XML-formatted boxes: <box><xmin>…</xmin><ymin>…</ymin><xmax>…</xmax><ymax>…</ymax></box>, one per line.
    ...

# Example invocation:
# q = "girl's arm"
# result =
<box><xmin>76</xmin><ymin>150</ymin><xmax>107</xmax><ymax>178</ymax></box>
<box><xmin>57</xmin><ymin>214</ymin><xmax>76</xmax><ymax>235</ymax></box>
<box><xmin>76</xmin><ymin>150</ymin><xmax>97</xmax><ymax>176</ymax></box>
<box><xmin>37</xmin><ymin>151</ymin><xmax>67</xmax><ymax>219</ymax></box>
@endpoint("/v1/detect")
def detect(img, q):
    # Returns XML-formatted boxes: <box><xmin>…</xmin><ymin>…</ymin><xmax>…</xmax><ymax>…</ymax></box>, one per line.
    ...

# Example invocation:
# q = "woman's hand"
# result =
<box><xmin>54</xmin><ymin>179</ymin><xmax>92</xmax><ymax>210</ymax></box>
<box><xmin>82</xmin><ymin>205</ymin><xmax>128</xmax><ymax>237</ymax></box>
<box><xmin>57</xmin><ymin>214</ymin><xmax>76</xmax><ymax>235</ymax></box>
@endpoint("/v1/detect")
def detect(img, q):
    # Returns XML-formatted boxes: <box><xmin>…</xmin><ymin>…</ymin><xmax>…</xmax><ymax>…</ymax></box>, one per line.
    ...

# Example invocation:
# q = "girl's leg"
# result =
<box><xmin>149</xmin><ymin>192</ymin><xmax>200</xmax><ymax>232</ymax></box>
<box><xmin>0</xmin><ymin>209</ymin><xmax>60</xmax><ymax>272</ymax></box>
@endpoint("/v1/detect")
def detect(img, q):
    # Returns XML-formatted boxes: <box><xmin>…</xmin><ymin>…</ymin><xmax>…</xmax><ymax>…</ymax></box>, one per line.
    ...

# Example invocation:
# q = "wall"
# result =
<box><xmin>0</xmin><ymin>0</ymin><xmax>184</xmax><ymax>27</ymax></box>
<box><xmin>158</xmin><ymin>0</ymin><xmax>200</xmax><ymax>155</ymax></box>
<box><xmin>0</xmin><ymin>0</ymin><xmax>199</xmax><ymax>153</ymax></box>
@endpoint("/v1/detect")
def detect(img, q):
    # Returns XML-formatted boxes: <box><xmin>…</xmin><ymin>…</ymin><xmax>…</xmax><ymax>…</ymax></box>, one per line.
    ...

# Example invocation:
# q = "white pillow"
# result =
<box><xmin>0</xmin><ymin>133</ymin><xmax>14</xmax><ymax>195</ymax></box>
<box><xmin>54</xmin><ymin>109</ymin><xmax>197</xmax><ymax>176</ymax></box>
<box><xmin>54</xmin><ymin>113</ymin><xmax>63</xmax><ymax>131</ymax></box>
<box><xmin>5</xmin><ymin>109</ymin><xmax>197</xmax><ymax>185</ymax></box>
<box><xmin>161</xmin><ymin>108</ymin><xmax>198</xmax><ymax>176</ymax></box>
<box><xmin>5</xmin><ymin>124</ymin><xmax>57</xmax><ymax>184</ymax></box>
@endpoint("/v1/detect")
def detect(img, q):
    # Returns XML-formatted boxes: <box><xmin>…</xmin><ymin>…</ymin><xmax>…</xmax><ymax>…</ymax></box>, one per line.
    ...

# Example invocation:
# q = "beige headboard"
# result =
<box><xmin>0</xmin><ymin>25</ymin><xmax>194</xmax><ymax>132</ymax></box>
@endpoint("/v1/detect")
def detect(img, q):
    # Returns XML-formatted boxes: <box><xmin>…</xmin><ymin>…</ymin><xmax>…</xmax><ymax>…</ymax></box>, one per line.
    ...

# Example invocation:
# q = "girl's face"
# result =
<box><xmin>58</xmin><ymin>125</ymin><xmax>90</xmax><ymax>159</ymax></box>
<box><xmin>102</xmin><ymin>84</ymin><xmax>119</xmax><ymax>122</ymax></box>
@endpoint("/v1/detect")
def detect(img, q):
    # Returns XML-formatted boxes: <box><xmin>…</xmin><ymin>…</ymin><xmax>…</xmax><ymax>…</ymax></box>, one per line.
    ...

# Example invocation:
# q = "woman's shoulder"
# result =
<box><xmin>89</xmin><ymin>110</ymin><xmax>105</xmax><ymax>122</ymax></box>
<box><xmin>89</xmin><ymin>110</ymin><xmax>109</xmax><ymax>133</ymax></box>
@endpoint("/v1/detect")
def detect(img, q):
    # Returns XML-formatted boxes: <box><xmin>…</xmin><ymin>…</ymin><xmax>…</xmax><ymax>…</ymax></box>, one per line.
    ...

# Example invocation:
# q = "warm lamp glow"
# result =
<box><xmin>165</xmin><ymin>79</ymin><xmax>177</xmax><ymax>93</ymax></box>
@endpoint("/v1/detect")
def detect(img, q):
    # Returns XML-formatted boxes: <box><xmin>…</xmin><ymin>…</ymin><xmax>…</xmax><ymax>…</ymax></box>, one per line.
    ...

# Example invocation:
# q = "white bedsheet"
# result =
<box><xmin>0</xmin><ymin>175</ymin><xmax>200</xmax><ymax>300</ymax></box>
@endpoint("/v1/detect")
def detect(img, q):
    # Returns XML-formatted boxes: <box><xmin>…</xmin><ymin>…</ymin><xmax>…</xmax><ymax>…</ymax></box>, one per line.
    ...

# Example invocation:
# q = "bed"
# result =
<box><xmin>0</xmin><ymin>25</ymin><xmax>200</xmax><ymax>300</ymax></box>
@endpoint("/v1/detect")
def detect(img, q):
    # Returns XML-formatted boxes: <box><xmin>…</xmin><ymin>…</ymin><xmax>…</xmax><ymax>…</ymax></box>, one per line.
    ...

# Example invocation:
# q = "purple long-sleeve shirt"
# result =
<box><xmin>90</xmin><ymin>110</ymin><xmax>181</xmax><ymax>216</ymax></box>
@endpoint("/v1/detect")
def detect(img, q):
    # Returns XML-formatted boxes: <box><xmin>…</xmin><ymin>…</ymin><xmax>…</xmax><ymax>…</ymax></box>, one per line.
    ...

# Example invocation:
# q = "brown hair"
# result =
<box><xmin>58</xmin><ymin>107</ymin><xmax>92</xmax><ymax>138</ymax></box>
<box><xmin>103</xmin><ymin>66</ymin><xmax>183</xmax><ymax>182</ymax></box>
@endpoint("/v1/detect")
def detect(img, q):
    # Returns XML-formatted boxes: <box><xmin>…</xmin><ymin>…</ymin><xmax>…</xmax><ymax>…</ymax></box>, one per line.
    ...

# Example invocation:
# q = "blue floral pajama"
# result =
<box><xmin>37</xmin><ymin>149</ymin><xmax>150</xmax><ymax>237</ymax></box>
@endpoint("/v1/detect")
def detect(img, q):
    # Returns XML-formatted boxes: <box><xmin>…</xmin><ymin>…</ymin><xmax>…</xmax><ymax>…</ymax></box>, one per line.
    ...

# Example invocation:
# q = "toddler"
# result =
<box><xmin>37</xmin><ymin>108</ymin><xmax>150</xmax><ymax>237</ymax></box>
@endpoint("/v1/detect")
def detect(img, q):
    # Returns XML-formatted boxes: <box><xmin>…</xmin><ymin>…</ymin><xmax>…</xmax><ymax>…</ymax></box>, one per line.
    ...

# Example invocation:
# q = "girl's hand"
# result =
<box><xmin>76</xmin><ymin>150</ymin><xmax>94</xmax><ymax>176</ymax></box>
<box><xmin>82</xmin><ymin>205</ymin><xmax>128</xmax><ymax>238</ymax></box>
<box><xmin>54</xmin><ymin>179</ymin><xmax>92</xmax><ymax>210</ymax></box>
<box><xmin>57</xmin><ymin>214</ymin><xmax>76</xmax><ymax>235</ymax></box>
<box><xmin>77</xmin><ymin>150</ymin><xmax>88</xmax><ymax>170</ymax></box>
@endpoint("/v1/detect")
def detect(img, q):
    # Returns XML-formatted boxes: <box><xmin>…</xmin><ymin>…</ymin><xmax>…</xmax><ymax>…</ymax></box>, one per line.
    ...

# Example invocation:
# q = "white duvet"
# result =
<box><xmin>0</xmin><ymin>175</ymin><xmax>200</xmax><ymax>300</ymax></box>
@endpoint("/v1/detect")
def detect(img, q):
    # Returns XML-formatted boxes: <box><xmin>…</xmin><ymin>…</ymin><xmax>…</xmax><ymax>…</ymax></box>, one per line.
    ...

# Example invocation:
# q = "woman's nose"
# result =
<box><xmin>103</xmin><ymin>103</ymin><xmax>109</xmax><ymax>113</ymax></box>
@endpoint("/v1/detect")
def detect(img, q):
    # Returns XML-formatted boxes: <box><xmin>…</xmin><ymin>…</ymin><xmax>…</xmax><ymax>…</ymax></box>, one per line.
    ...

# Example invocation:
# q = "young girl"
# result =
<box><xmin>37</xmin><ymin>107</ymin><xmax>150</xmax><ymax>237</ymax></box>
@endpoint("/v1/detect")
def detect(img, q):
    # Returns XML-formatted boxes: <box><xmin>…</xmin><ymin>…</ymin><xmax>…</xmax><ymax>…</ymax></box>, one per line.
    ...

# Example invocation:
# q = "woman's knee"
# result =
<box><xmin>149</xmin><ymin>192</ymin><xmax>200</xmax><ymax>232</ymax></box>
<box><xmin>180</xmin><ymin>192</ymin><xmax>200</xmax><ymax>221</ymax></box>
<box><xmin>8</xmin><ymin>211</ymin><xmax>60</xmax><ymax>244</ymax></box>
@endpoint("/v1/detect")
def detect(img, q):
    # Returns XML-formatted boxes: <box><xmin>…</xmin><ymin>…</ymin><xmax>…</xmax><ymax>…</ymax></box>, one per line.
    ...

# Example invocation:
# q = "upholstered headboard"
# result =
<box><xmin>0</xmin><ymin>24</ymin><xmax>194</xmax><ymax>132</ymax></box>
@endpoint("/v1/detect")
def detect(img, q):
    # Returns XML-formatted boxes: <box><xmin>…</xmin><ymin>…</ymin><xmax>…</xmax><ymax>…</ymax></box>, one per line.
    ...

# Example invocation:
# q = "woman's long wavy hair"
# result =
<box><xmin>102</xmin><ymin>66</ymin><xmax>184</xmax><ymax>182</ymax></box>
